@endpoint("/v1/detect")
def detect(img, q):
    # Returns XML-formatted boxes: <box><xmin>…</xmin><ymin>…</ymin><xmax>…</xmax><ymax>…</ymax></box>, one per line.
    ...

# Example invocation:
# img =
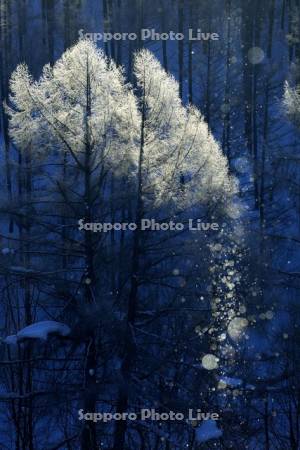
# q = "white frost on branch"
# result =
<box><xmin>134</xmin><ymin>49</ymin><xmax>237</xmax><ymax>209</ymax></box>
<box><xmin>283</xmin><ymin>80</ymin><xmax>300</xmax><ymax>128</ymax></box>
<box><xmin>7</xmin><ymin>39</ymin><xmax>139</xmax><ymax>174</ymax></box>
<box><xmin>7</xmin><ymin>40</ymin><xmax>237</xmax><ymax>214</ymax></box>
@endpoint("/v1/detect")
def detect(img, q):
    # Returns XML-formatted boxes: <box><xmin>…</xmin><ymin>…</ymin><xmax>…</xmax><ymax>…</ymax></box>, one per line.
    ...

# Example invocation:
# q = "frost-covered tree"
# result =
<box><xmin>7</xmin><ymin>39</ymin><xmax>139</xmax><ymax>450</ymax></box>
<box><xmin>284</xmin><ymin>80</ymin><xmax>300</xmax><ymax>128</ymax></box>
<box><xmin>133</xmin><ymin>49</ymin><xmax>235</xmax><ymax>208</ymax></box>
<box><xmin>112</xmin><ymin>48</ymin><xmax>239</xmax><ymax>449</ymax></box>
<box><xmin>284</xmin><ymin>19</ymin><xmax>300</xmax><ymax>130</ymax></box>
<box><xmin>4</xmin><ymin>39</ymin><xmax>240</xmax><ymax>450</ymax></box>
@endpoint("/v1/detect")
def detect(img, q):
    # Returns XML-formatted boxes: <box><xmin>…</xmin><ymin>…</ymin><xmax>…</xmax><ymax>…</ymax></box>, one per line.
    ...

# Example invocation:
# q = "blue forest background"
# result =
<box><xmin>0</xmin><ymin>0</ymin><xmax>300</xmax><ymax>449</ymax></box>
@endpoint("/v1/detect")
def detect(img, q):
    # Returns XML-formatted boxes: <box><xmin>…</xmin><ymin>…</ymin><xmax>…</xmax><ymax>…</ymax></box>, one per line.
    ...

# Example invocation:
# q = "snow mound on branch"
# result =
<box><xmin>196</xmin><ymin>419</ymin><xmax>223</xmax><ymax>444</ymax></box>
<box><xmin>3</xmin><ymin>321</ymin><xmax>70</xmax><ymax>344</ymax></box>
<box><xmin>3</xmin><ymin>335</ymin><xmax>18</xmax><ymax>345</ymax></box>
<box><xmin>219</xmin><ymin>376</ymin><xmax>242</xmax><ymax>387</ymax></box>
<box><xmin>10</xmin><ymin>266</ymin><xmax>37</xmax><ymax>274</ymax></box>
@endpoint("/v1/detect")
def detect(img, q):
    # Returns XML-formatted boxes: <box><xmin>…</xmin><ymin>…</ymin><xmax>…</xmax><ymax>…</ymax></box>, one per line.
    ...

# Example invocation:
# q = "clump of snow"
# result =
<box><xmin>265</xmin><ymin>310</ymin><xmax>274</xmax><ymax>320</ymax></box>
<box><xmin>3</xmin><ymin>321</ymin><xmax>71</xmax><ymax>344</ymax></box>
<box><xmin>196</xmin><ymin>419</ymin><xmax>223</xmax><ymax>443</ymax></box>
<box><xmin>219</xmin><ymin>376</ymin><xmax>242</xmax><ymax>388</ymax></box>
<box><xmin>3</xmin><ymin>335</ymin><xmax>18</xmax><ymax>345</ymax></box>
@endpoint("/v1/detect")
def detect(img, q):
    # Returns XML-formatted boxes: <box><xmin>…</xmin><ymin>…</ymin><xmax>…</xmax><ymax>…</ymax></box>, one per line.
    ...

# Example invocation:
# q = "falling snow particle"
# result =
<box><xmin>234</xmin><ymin>157</ymin><xmax>249</xmax><ymax>174</ymax></box>
<box><xmin>202</xmin><ymin>354</ymin><xmax>219</xmax><ymax>370</ymax></box>
<box><xmin>248</xmin><ymin>47</ymin><xmax>265</xmax><ymax>64</ymax></box>
<box><xmin>227</xmin><ymin>317</ymin><xmax>248</xmax><ymax>341</ymax></box>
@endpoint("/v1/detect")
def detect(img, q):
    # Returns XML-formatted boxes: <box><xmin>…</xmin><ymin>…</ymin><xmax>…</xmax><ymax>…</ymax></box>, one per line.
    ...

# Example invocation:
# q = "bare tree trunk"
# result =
<box><xmin>63</xmin><ymin>0</ymin><xmax>71</xmax><ymax>50</ymax></box>
<box><xmin>264</xmin><ymin>394</ymin><xmax>270</xmax><ymax>450</ymax></box>
<box><xmin>204</xmin><ymin>9</ymin><xmax>212</xmax><ymax>128</ymax></box>
<box><xmin>0</xmin><ymin>0</ymin><xmax>13</xmax><ymax>232</ymax></box>
<box><xmin>260</xmin><ymin>0</ymin><xmax>275</xmax><ymax>253</ymax></box>
<box><xmin>161</xmin><ymin>4</ymin><xmax>168</xmax><ymax>71</ymax></box>
<box><xmin>17</xmin><ymin>0</ymin><xmax>27</xmax><ymax>59</ymax></box>
<box><xmin>23</xmin><ymin>143</ymin><xmax>34</xmax><ymax>450</ymax></box>
<box><xmin>205</xmin><ymin>45</ymin><xmax>211</xmax><ymax>127</ymax></box>
<box><xmin>102</xmin><ymin>0</ymin><xmax>110</xmax><ymax>55</ymax></box>
<box><xmin>287</xmin><ymin>0</ymin><xmax>294</xmax><ymax>61</ymax></box>
<box><xmin>116</xmin><ymin>0</ymin><xmax>123</xmax><ymax>65</ymax></box>
<box><xmin>80</xmin><ymin>58</ymin><xmax>98</xmax><ymax>450</ymax></box>
<box><xmin>222</xmin><ymin>0</ymin><xmax>232</xmax><ymax>161</ymax></box>
<box><xmin>267</xmin><ymin>0</ymin><xmax>275</xmax><ymax>59</ymax></box>
<box><xmin>42</xmin><ymin>0</ymin><xmax>55</xmax><ymax>65</ymax></box>
<box><xmin>107</xmin><ymin>0</ymin><xmax>115</xmax><ymax>59</ymax></box>
<box><xmin>113</xmin><ymin>83</ymin><xmax>146</xmax><ymax>450</ymax></box>
<box><xmin>242</xmin><ymin>0</ymin><xmax>260</xmax><ymax>209</ymax></box>
<box><xmin>188</xmin><ymin>0</ymin><xmax>193</xmax><ymax>103</ymax></box>
<box><xmin>178</xmin><ymin>0</ymin><xmax>184</xmax><ymax>99</ymax></box>
<box><xmin>289</xmin><ymin>399</ymin><xmax>298</xmax><ymax>450</ymax></box>
<box><xmin>281</xmin><ymin>0</ymin><xmax>287</xmax><ymax>29</ymax></box>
